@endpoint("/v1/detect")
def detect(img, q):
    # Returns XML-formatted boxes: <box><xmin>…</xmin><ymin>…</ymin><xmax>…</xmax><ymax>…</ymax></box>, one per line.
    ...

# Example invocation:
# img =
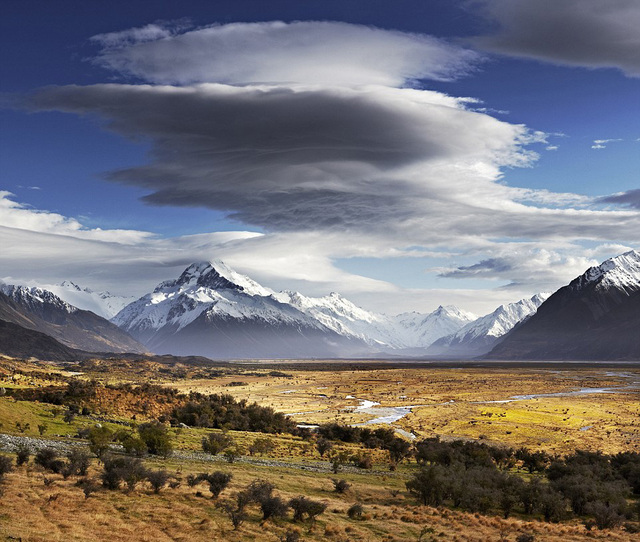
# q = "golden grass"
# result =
<box><xmin>1</xmin><ymin>458</ymin><xmax>636</xmax><ymax>542</ymax></box>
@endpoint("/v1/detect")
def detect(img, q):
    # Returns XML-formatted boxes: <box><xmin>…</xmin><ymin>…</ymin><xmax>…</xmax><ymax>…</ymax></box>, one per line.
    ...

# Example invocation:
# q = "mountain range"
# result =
<box><xmin>0</xmin><ymin>284</ymin><xmax>146</xmax><ymax>354</ymax></box>
<box><xmin>488</xmin><ymin>251</ymin><xmax>640</xmax><ymax>360</ymax></box>
<box><xmin>1</xmin><ymin>250</ymin><xmax>638</xmax><ymax>361</ymax></box>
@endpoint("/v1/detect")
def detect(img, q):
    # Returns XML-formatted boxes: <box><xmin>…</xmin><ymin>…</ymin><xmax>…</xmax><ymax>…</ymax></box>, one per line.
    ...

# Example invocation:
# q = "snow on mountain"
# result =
<box><xmin>113</xmin><ymin>262</ymin><xmax>329</xmax><ymax>346</ymax></box>
<box><xmin>428</xmin><ymin>293</ymin><xmax>549</xmax><ymax>357</ymax></box>
<box><xmin>488</xmin><ymin>250</ymin><xmax>640</xmax><ymax>361</ymax></box>
<box><xmin>44</xmin><ymin>281</ymin><xmax>136</xmax><ymax>319</ymax></box>
<box><xmin>0</xmin><ymin>283</ymin><xmax>146</xmax><ymax>354</ymax></box>
<box><xmin>573</xmin><ymin>250</ymin><xmax>640</xmax><ymax>294</ymax></box>
<box><xmin>0</xmin><ymin>283</ymin><xmax>77</xmax><ymax>314</ymax></box>
<box><xmin>112</xmin><ymin>261</ymin><xmax>479</xmax><ymax>358</ymax></box>
<box><xmin>391</xmin><ymin>306</ymin><xmax>477</xmax><ymax>349</ymax></box>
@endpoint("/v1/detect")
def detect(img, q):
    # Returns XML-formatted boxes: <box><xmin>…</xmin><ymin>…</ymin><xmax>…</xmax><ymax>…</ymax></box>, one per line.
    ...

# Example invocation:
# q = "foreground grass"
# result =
<box><xmin>1</xmin><ymin>453</ymin><xmax>635</xmax><ymax>542</ymax></box>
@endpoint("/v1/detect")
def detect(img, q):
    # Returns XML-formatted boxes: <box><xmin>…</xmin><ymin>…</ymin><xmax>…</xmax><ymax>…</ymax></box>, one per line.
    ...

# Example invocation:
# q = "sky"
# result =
<box><xmin>1</xmin><ymin>0</ymin><xmax>639</xmax><ymax>316</ymax></box>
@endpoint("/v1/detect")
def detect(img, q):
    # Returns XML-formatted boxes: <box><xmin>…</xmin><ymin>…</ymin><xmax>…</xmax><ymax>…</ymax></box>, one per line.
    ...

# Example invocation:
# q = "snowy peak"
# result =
<box><xmin>45</xmin><ymin>281</ymin><xmax>136</xmax><ymax>319</ymax></box>
<box><xmin>427</xmin><ymin>293</ymin><xmax>549</xmax><ymax>357</ymax></box>
<box><xmin>160</xmin><ymin>261</ymin><xmax>273</xmax><ymax>297</ymax></box>
<box><xmin>574</xmin><ymin>250</ymin><xmax>640</xmax><ymax>294</ymax></box>
<box><xmin>0</xmin><ymin>284</ymin><xmax>76</xmax><ymax>314</ymax></box>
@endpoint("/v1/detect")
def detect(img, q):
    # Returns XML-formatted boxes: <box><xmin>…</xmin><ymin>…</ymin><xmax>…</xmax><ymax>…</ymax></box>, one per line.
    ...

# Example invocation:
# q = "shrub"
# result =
<box><xmin>278</xmin><ymin>530</ymin><xmax>301</xmax><ymax>542</ymax></box>
<box><xmin>260</xmin><ymin>495</ymin><xmax>289</xmax><ymax>521</ymax></box>
<box><xmin>332</xmin><ymin>478</ymin><xmax>351</xmax><ymax>493</ymax></box>
<box><xmin>289</xmin><ymin>495</ymin><xmax>327</xmax><ymax>522</ymax></box>
<box><xmin>0</xmin><ymin>455</ymin><xmax>14</xmax><ymax>481</ymax></box>
<box><xmin>62</xmin><ymin>449</ymin><xmax>91</xmax><ymax>478</ymax></box>
<box><xmin>119</xmin><ymin>433</ymin><xmax>148</xmax><ymax>457</ymax></box>
<box><xmin>202</xmin><ymin>432</ymin><xmax>233</xmax><ymax>455</ymax></box>
<box><xmin>249</xmin><ymin>437</ymin><xmax>276</xmax><ymax>456</ymax></box>
<box><xmin>146</xmin><ymin>469</ymin><xmax>170</xmax><ymax>493</ymax></box>
<box><xmin>218</xmin><ymin>499</ymin><xmax>247</xmax><ymax>530</ymax></box>
<box><xmin>87</xmin><ymin>425</ymin><xmax>114</xmax><ymax>458</ymax></box>
<box><xmin>347</xmin><ymin>502</ymin><xmax>364</xmax><ymax>519</ymax></box>
<box><xmin>516</xmin><ymin>535</ymin><xmax>535</xmax><ymax>542</ymax></box>
<box><xmin>316</xmin><ymin>438</ymin><xmax>333</xmax><ymax>457</ymax></box>
<box><xmin>15</xmin><ymin>444</ymin><xmax>31</xmax><ymax>466</ymax></box>
<box><xmin>223</xmin><ymin>446</ymin><xmax>243</xmax><ymax>463</ymax></box>
<box><xmin>138</xmin><ymin>422</ymin><xmax>173</xmax><ymax>457</ymax></box>
<box><xmin>34</xmin><ymin>448</ymin><xmax>65</xmax><ymax>474</ymax></box>
<box><xmin>101</xmin><ymin>456</ymin><xmax>146</xmax><ymax>491</ymax></box>
<box><xmin>198</xmin><ymin>471</ymin><xmax>233</xmax><ymax>498</ymax></box>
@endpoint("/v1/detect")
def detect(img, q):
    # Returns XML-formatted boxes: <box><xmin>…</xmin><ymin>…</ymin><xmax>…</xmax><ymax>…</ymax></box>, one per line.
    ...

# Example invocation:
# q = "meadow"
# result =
<box><xmin>0</xmin><ymin>356</ymin><xmax>638</xmax><ymax>541</ymax></box>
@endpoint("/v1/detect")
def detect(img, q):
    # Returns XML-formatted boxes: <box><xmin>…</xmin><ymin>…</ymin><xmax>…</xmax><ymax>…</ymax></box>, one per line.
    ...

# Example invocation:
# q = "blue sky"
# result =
<box><xmin>1</xmin><ymin>0</ymin><xmax>639</xmax><ymax>315</ymax></box>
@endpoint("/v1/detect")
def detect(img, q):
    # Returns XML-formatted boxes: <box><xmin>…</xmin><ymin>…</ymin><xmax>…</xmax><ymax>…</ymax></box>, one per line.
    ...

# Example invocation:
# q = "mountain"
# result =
<box><xmin>113</xmin><ymin>261</ymin><xmax>476</xmax><ymax>359</ymax></box>
<box><xmin>0</xmin><ymin>314</ymin><xmax>84</xmax><ymax>362</ymax></box>
<box><xmin>44</xmin><ymin>281</ymin><xmax>136</xmax><ymax>319</ymax></box>
<box><xmin>427</xmin><ymin>294</ymin><xmax>549</xmax><ymax>358</ymax></box>
<box><xmin>112</xmin><ymin>262</ymin><xmax>371</xmax><ymax>359</ymax></box>
<box><xmin>487</xmin><ymin>251</ymin><xmax>640</xmax><ymax>360</ymax></box>
<box><xmin>0</xmin><ymin>285</ymin><xmax>147</xmax><ymax>354</ymax></box>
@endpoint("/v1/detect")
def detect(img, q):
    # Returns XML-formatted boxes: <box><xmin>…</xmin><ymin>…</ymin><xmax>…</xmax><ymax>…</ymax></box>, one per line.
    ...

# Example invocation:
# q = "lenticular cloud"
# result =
<box><xmin>90</xmin><ymin>20</ymin><xmax>481</xmax><ymax>86</ymax></box>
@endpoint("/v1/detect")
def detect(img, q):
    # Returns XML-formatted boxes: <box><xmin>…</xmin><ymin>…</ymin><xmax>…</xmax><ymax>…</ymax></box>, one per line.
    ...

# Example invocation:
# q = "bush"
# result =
<box><xmin>15</xmin><ymin>444</ymin><xmax>31</xmax><ymax>466</ymax></box>
<box><xmin>118</xmin><ymin>433</ymin><xmax>148</xmax><ymax>457</ymax></box>
<box><xmin>202</xmin><ymin>432</ymin><xmax>233</xmax><ymax>455</ymax></box>
<box><xmin>316</xmin><ymin>438</ymin><xmax>333</xmax><ymax>457</ymax></box>
<box><xmin>332</xmin><ymin>478</ymin><xmax>351</xmax><ymax>493</ymax></box>
<box><xmin>87</xmin><ymin>425</ymin><xmax>114</xmax><ymax>458</ymax></box>
<box><xmin>146</xmin><ymin>469</ymin><xmax>170</xmax><ymax>493</ymax></box>
<box><xmin>62</xmin><ymin>449</ymin><xmax>91</xmax><ymax>478</ymax></box>
<box><xmin>347</xmin><ymin>502</ymin><xmax>364</xmax><ymax>519</ymax></box>
<box><xmin>34</xmin><ymin>448</ymin><xmax>65</xmax><ymax>474</ymax></box>
<box><xmin>138</xmin><ymin>422</ymin><xmax>173</xmax><ymax>457</ymax></box>
<box><xmin>289</xmin><ymin>495</ymin><xmax>327</xmax><ymax>522</ymax></box>
<box><xmin>101</xmin><ymin>456</ymin><xmax>146</xmax><ymax>491</ymax></box>
<box><xmin>248</xmin><ymin>437</ymin><xmax>275</xmax><ymax>456</ymax></box>
<box><xmin>0</xmin><ymin>455</ymin><xmax>14</xmax><ymax>481</ymax></box>
<box><xmin>260</xmin><ymin>495</ymin><xmax>289</xmax><ymax>521</ymax></box>
<box><xmin>198</xmin><ymin>471</ymin><xmax>233</xmax><ymax>498</ymax></box>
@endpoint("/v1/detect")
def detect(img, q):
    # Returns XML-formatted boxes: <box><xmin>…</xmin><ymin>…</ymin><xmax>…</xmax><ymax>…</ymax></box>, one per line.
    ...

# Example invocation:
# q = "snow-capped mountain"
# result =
<box><xmin>113</xmin><ymin>262</ymin><xmax>372</xmax><ymax>358</ymax></box>
<box><xmin>112</xmin><ymin>261</ymin><xmax>477</xmax><ymax>359</ymax></box>
<box><xmin>0</xmin><ymin>283</ymin><xmax>146</xmax><ymax>354</ymax></box>
<box><xmin>391</xmin><ymin>306</ymin><xmax>477</xmax><ymax>349</ymax></box>
<box><xmin>427</xmin><ymin>293</ymin><xmax>549</xmax><ymax>358</ymax></box>
<box><xmin>488</xmin><ymin>251</ymin><xmax>640</xmax><ymax>360</ymax></box>
<box><xmin>45</xmin><ymin>281</ymin><xmax>136</xmax><ymax>320</ymax></box>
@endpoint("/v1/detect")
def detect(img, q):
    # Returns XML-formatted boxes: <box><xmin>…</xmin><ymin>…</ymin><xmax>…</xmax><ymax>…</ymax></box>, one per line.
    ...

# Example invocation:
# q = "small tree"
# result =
<box><xmin>332</xmin><ymin>478</ymin><xmax>351</xmax><ymax>493</ymax></box>
<box><xmin>218</xmin><ymin>499</ymin><xmax>247</xmax><ymax>530</ymax></box>
<box><xmin>202</xmin><ymin>432</ymin><xmax>234</xmax><ymax>455</ymax></box>
<box><xmin>199</xmin><ymin>471</ymin><xmax>232</xmax><ymax>498</ymax></box>
<box><xmin>249</xmin><ymin>437</ymin><xmax>276</xmax><ymax>456</ymax></box>
<box><xmin>289</xmin><ymin>495</ymin><xmax>327</xmax><ymax>523</ymax></box>
<box><xmin>260</xmin><ymin>495</ymin><xmax>289</xmax><ymax>521</ymax></box>
<box><xmin>34</xmin><ymin>448</ymin><xmax>65</xmax><ymax>474</ymax></box>
<box><xmin>37</xmin><ymin>423</ymin><xmax>48</xmax><ymax>436</ymax></box>
<box><xmin>15</xmin><ymin>444</ymin><xmax>31</xmax><ymax>466</ymax></box>
<box><xmin>62</xmin><ymin>449</ymin><xmax>91</xmax><ymax>478</ymax></box>
<box><xmin>146</xmin><ymin>469</ymin><xmax>170</xmax><ymax>494</ymax></box>
<box><xmin>347</xmin><ymin>502</ymin><xmax>364</xmax><ymax>520</ymax></box>
<box><xmin>0</xmin><ymin>455</ymin><xmax>14</xmax><ymax>481</ymax></box>
<box><xmin>88</xmin><ymin>425</ymin><xmax>114</xmax><ymax>458</ymax></box>
<box><xmin>138</xmin><ymin>422</ymin><xmax>173</xmax><ymax>457</ymax></box>
<box><xmin>316</xmin><ymin>438</ymin><xmax>333</xmax><ymax>457</ymax></box>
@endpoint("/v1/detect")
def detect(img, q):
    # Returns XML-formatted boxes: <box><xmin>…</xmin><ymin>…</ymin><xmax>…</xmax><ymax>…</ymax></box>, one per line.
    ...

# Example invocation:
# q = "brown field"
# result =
<box><xmin>1</xmin><ymin>357</ymin><xmax>639</xmax><ymax>541</ymax></box>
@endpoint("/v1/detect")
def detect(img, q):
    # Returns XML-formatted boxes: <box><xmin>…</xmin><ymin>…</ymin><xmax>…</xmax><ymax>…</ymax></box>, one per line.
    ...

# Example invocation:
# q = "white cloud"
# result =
<box><xmin>90</xmin><ymin>21</ymin><xmax>481</xmax><ymax>86</ymax></box>
<box><xmin>591</xmin><ymin>138</ymin><xmax>622</xmax><ymax>149</ymax></box>
<box><xmin>472</xmin><ymin>0</ymin><xmax>640</xmax><ymax>77</ymax></box>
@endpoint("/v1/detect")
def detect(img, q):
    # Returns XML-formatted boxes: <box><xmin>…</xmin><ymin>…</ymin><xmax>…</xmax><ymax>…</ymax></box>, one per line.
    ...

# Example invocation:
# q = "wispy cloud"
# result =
<box><xmin>591</xmin><ymin>138</ymin><xmax>622</xmax><ymax>149</ymax></box>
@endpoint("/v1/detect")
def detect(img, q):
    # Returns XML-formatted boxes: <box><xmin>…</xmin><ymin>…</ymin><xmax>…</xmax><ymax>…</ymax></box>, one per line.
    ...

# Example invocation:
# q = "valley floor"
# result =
<box><xmin>1</xmin><ymin>357</ymin><xmax>639</xmax><ymax>541</ymax></box>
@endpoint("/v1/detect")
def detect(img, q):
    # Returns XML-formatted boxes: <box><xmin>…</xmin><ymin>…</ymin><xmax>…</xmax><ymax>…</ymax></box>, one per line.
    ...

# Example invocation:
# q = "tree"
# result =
<box><xmin>87</xmin><ymin>425</ymin><xmax>114</xmax><ymax>458</ymax></box>
<box><xmin>289</xmin><ymin>495</ymin><xmax>327</xmax><ymax>522</ymax></box>
<box><xmin>202</xmin><ymin>432</ymin><xmax>234</xmax><ymax>455</ymax></box>
<box><xmin>0</xmin><ymin>455</ymin><xmax>13</xmax><ymax>482</ymax></box>
<box><xmin>248</xmin><ymin>437</ymin><xmax>275</xmax><ymax>456</ymax></box>
<box><xmin>316</xmin><ymin>438</ymin><xmax>333</xmax><ymax>457</ymax></box>
<box><xmin>138</xmin><ymin>422</ymin><xmax>173</xmax><ymax>457</ymax></box>
<box><xmin>406</xmin><ymin>465</ymin><xmax>447</xmax><ymax>506</ymax></box>
<box><xmin>198</xmin><ymin>471</ymin><xmax>232</xmax><ymax>498</ymax></box>
<box><xmin>347</xmin><ymin>503</ymin><xmax>364</xmax><ymax>519</ymax></box>
<box><xmin>15</xmin><ymin>444</ymin><xmax>31</xmax><ymax>466</ymax></box>
<box><xmin>146</xmin><ymin>469</ymin><xmax>170</xmax><ymax>493</ymax></box>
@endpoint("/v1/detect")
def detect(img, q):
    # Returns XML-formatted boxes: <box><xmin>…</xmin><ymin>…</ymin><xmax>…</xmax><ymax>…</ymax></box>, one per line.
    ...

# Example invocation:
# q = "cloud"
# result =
<box><xmin>90</xmin><ymin>21</ymin><xmax>481</xmax><ymax>86</ymax></box>
<box><xmin>435</xmin><ymin>248</ymin><xmax>603</xmax><ymax>289</ymax></box>
<box><xmin>591</xmin><ymin>138</ymin><xmax>622</xmax><ymax>149</ymax></box>
<box><xmin>598</xmin><ymin>189</ymin><xmax>640</xmax><ymax>209</ymax></box>
<box><xmin>28</xmin><ymin>83</ymin><xmax>544</xmax><ymax>234</ymax></box>
<box><xmin>472</xmin><ymin>0</ymin><xmax>640</xmax><ymax>77</ymax></box>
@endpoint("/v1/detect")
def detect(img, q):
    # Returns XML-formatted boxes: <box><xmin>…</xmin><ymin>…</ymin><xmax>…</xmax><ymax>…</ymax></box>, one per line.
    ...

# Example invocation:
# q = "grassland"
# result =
<box><xmin>0</xmin><ymin>356</ymin><xmax>639</xmax><ymax>541</ymax></box>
